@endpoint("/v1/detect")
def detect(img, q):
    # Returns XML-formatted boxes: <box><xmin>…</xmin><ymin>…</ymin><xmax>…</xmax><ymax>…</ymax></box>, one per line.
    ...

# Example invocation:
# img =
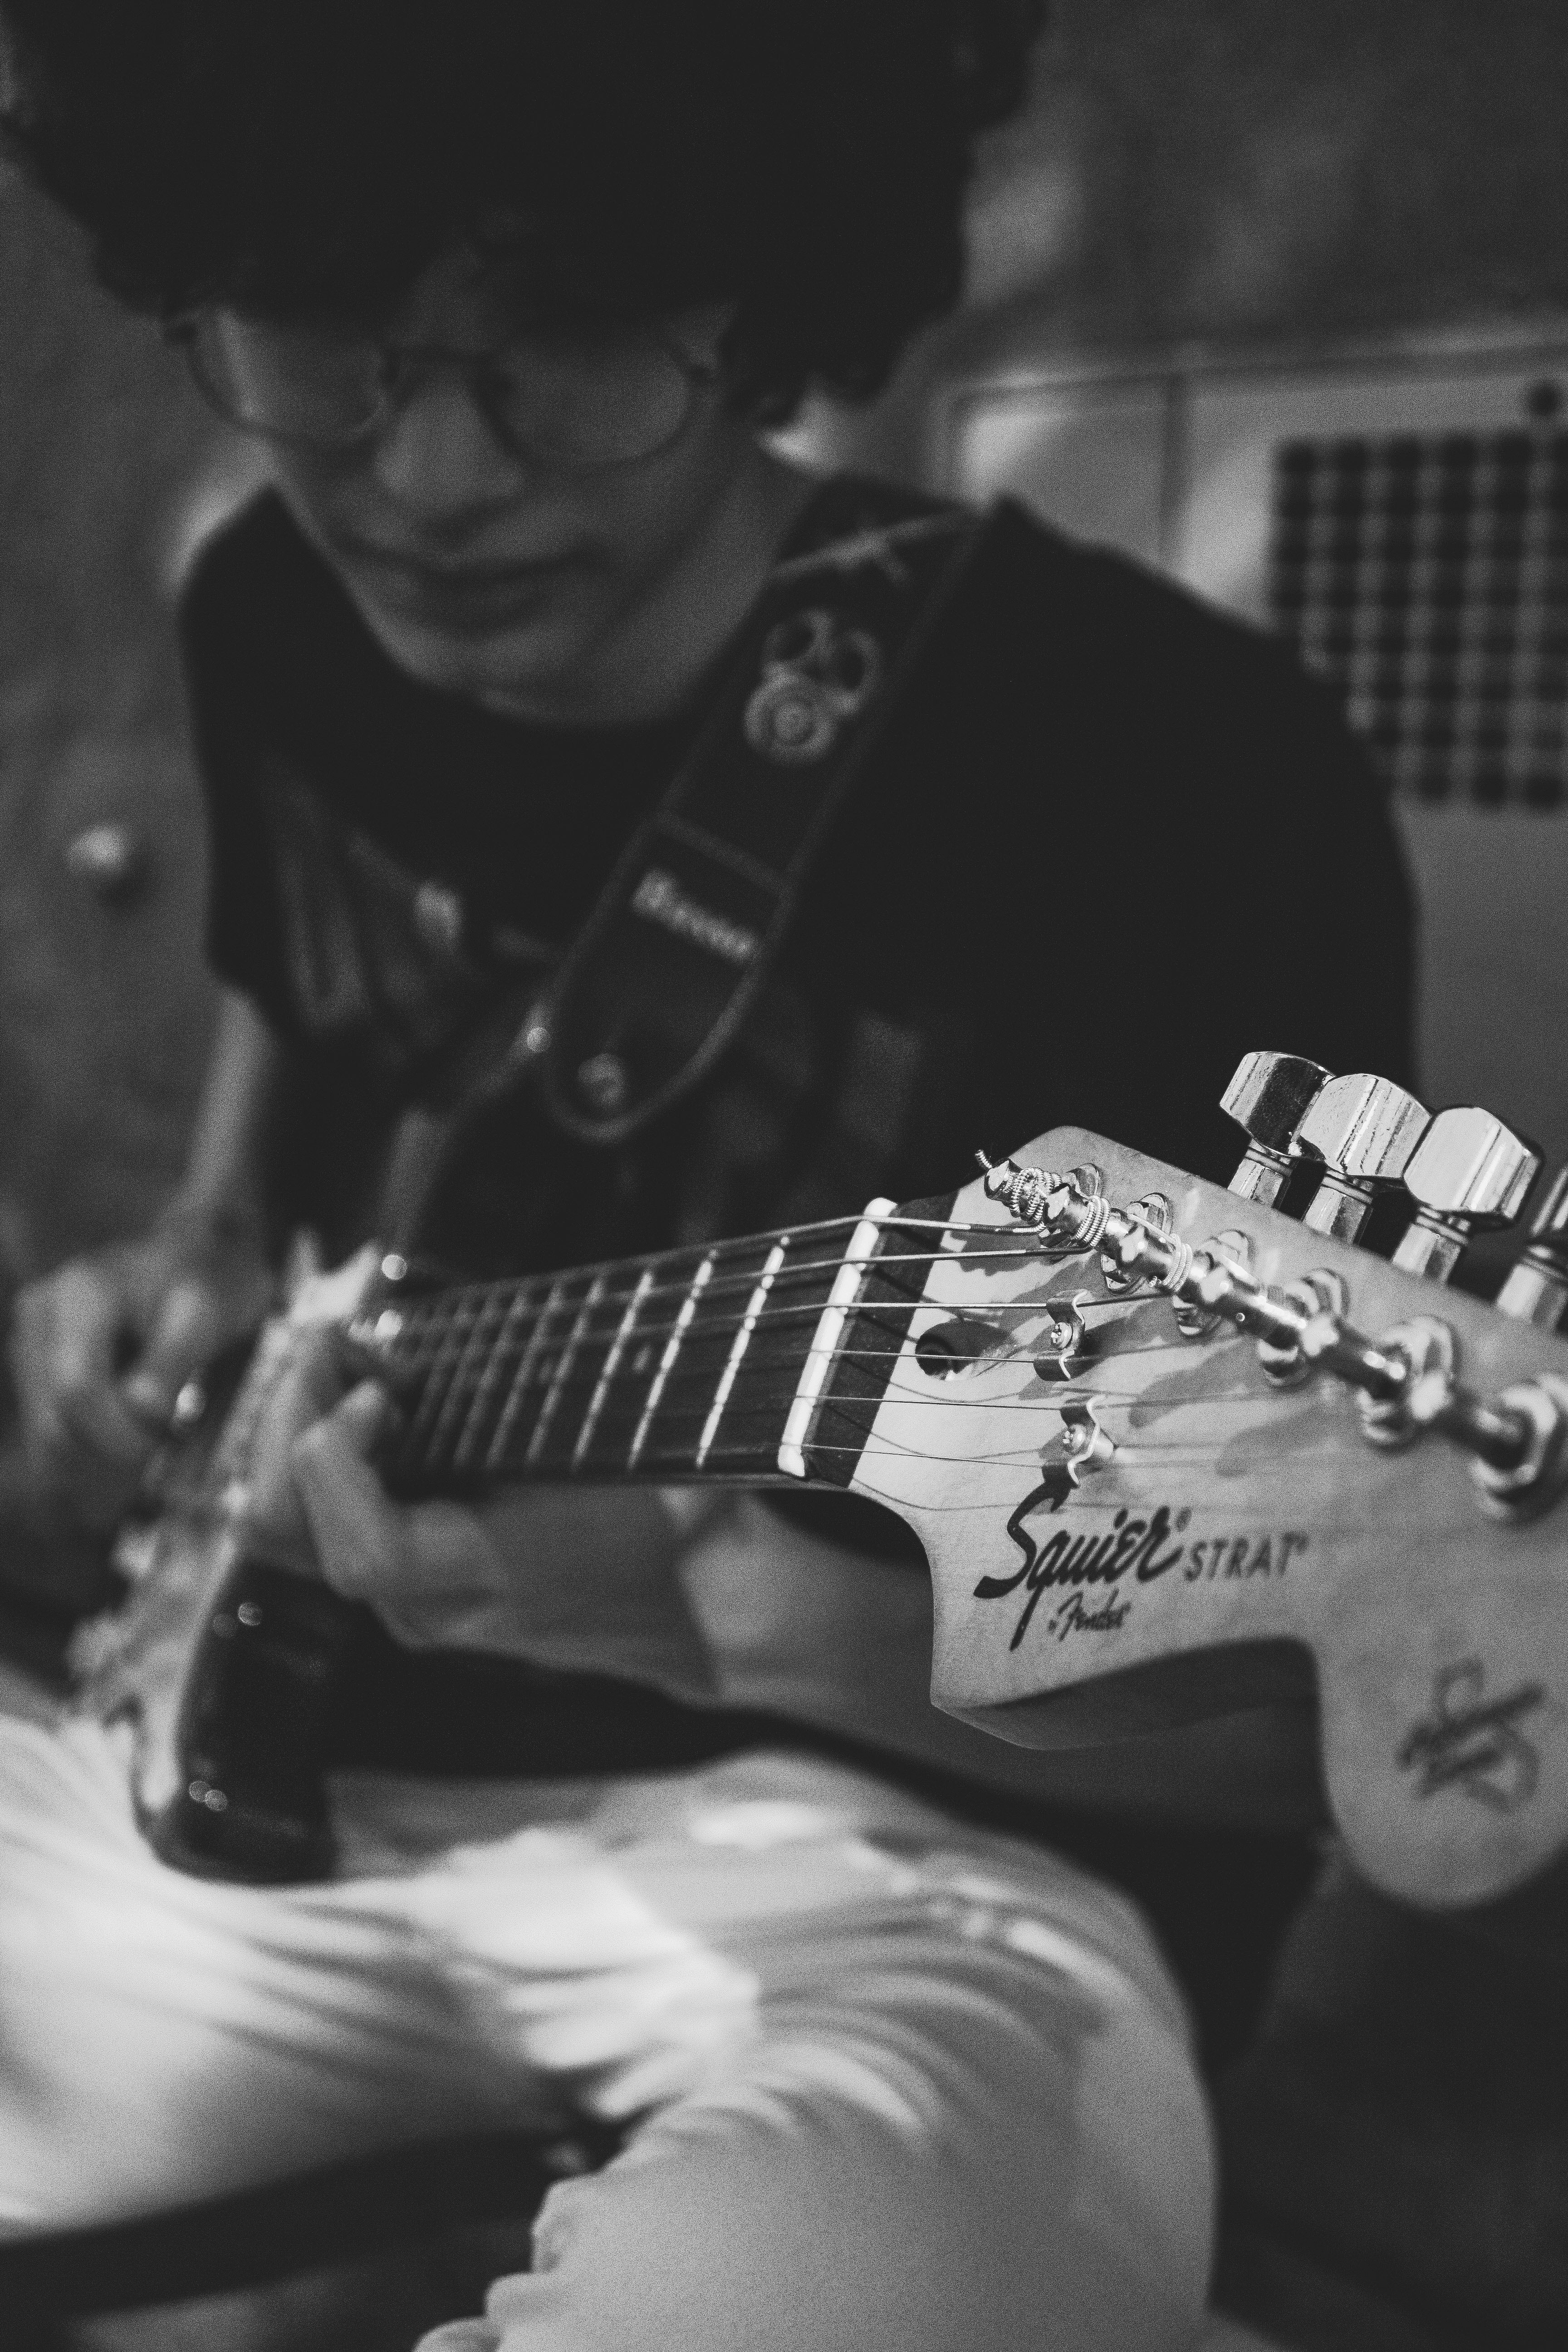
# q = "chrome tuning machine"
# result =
<box><xmin>1496</xmin><ymin>1166</ymin><xmax>1568</xmax><ymax>1331</ymax></box>
<box><xmin>1392</xmin><ymin>1107</ymin><xmax>1540</xmax><ymax>1286</ymax></box>
<box><xmin>1292</xmin><ymin>1072</ymin><xmax>1431</xmax><ymax>1243</ymax></box>
<box><xmin>1221</xmin><ymin>1051</ymin><xmax>1332</xmax><ymax>1208</ymax></box>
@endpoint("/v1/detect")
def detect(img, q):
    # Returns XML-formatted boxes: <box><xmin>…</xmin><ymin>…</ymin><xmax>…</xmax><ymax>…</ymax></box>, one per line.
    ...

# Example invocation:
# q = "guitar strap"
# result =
<box><xmin>379</xmin><ymin>479</ymin><xmax>1000</xmax><ymax>1250</ymax></box>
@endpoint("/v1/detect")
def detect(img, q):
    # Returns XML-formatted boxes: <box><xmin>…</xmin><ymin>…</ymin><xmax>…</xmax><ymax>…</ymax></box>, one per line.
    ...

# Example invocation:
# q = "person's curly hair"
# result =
<box><xmin>0</xmin><ymin>0</ymin><xmax>1044</xmax><ymax>419</ymax></box>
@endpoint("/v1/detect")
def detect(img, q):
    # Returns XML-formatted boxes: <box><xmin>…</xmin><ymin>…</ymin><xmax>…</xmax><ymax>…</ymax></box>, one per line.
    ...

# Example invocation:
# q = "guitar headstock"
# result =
<box><xmin>846</xmin><ymin>1073</ymin><xmax>1568</xmax><ymax>1913</ymax></box>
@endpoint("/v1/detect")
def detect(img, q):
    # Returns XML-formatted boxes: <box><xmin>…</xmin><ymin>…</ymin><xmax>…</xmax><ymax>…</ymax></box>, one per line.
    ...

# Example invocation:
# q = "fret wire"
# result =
<box><xmin>373</xmin><ymin>1242</ymin><xmax>1031</xmax><ymax>1396</ymax></box>
<box><xmin>452</xmin><ymin>1276</ymin><xmax>542</xmax><ymax>1475</ymax></box>
<box><xmin>484</xmin><ymin>1274</ymin><xmax>568</xmax><ymax>1475</ymax></box>
<box><xmin>385</xmin><ymin>1254</ymin><xmax>954</xmax><ymax>1455</ymax></box>
<box><xmin>479</xmin><ymin>1371</ymin><xmax>1186</xmax><ymax>1436</ymax></box>
<box><xmin>399</xmin><ymin>1287</ymin><xmax>486</xmax><ymax>1466</ymax></box>
<box><xmin>405</xmin><ymin>1358</ymin><xmax>1164</xmax><ymax>1490</ymax></box>
<box><xmin>422</xmin><ymin>1280</ymin><xmax>513</xmax><ymax>1477</ymax></box>
<box><xmin>384</xmin><ymin>1211</ymin><xmax>862</xmax><ymax>1327</ymax></box>
<box><xmin>382</xmin><ymin>1219</ymin><xmax>1017</xmax><ymax>1324</ymax></box>
<box><xmin>628</xmin><ymin>1253</ymin><xmax>714</xmax><ymax>1471</ymax></box>
<box><xmin>389</xmin><ymin>1286</ymin><xmax>944</xmax><ymax>1387</ymax></box>
<box><xmin>390</xmin><ymin>1240</ymin><xmax>967</xmax><ymax>1373</ymax></box>
<box><xmin>696</xmin><ymin>1239</ymin><xmax>789</xmax><ymax>1468</ymax></box>
<box><xmin>377</xmin><ymin>1217</ymin><xmax>1042</xmax><ymax>1471</ymax></box>
<box><xmin>394</xmin><ymin>1238</ymin><xmax>1031</xmax><ymax>1340</ymax></box>
<box><xmin>526</xmin><ymin>1273</ymin><xmax>607</xmax><ymax>1468</ymax></box>
<box><xmin>572</xmin><ymin>1265</ymin><xmax>657</xmax><ymax>1470</ymax></box>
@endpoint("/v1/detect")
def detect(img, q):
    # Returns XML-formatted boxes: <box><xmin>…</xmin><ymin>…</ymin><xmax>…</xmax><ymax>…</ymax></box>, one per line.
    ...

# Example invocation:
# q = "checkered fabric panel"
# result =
<box><xmin>1268</xmin><ymin>428</ymin><xmax>1568</xmax><ymax>808</ymax></box>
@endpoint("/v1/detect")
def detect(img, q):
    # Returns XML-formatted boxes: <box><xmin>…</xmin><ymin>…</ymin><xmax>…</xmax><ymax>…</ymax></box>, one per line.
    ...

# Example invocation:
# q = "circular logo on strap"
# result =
<box><xmin>744</xmin><ymin>608</ymin><xmax>883</xmax><ymax>767</ymax></box>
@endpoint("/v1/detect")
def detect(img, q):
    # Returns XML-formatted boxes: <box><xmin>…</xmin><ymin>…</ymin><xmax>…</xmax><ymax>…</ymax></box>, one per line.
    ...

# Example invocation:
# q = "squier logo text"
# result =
<box><xmin>974</xmin><ymin>1473</ymin><xmax>1307</xmax><ymax>1651</ymax></box>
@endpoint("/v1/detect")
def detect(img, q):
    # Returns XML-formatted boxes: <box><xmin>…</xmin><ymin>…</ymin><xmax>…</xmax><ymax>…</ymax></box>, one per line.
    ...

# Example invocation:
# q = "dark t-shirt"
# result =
<box><xmin>182</xmin><ymin>485</ymin><xmax>1416</xmax><ymax>1280</ymax></box>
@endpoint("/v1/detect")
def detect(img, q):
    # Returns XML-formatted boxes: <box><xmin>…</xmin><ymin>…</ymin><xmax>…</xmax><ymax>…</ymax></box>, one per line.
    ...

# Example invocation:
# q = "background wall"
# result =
<box><xmin>0</xmin><ymin>185</ymin><xmax>218</xmax><ymax>1276</ymax></box>
<box><xmin>1</xmin><ymin>0</ymin><xmax>1566</xmax><ymax>1612</ymax></box>
<box><xmin>819</xmin><ymin>0</ymin><xmax>1568</xmax><ymax>481</ymax></box>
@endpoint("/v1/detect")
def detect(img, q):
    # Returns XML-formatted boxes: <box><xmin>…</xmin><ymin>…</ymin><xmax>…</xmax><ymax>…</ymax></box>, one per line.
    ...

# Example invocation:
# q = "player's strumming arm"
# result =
<box><xmin>10</xmin><ymin>989</ymin><xmax>289</xmax><ymax>1523</ymax></box>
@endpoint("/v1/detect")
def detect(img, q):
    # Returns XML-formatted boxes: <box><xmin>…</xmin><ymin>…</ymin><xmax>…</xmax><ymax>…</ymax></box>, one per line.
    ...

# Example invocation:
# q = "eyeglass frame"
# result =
<box><xmin>163</xmin><ymin>305</ymin><xmax>727</xmax><ymax>471</ymax></box>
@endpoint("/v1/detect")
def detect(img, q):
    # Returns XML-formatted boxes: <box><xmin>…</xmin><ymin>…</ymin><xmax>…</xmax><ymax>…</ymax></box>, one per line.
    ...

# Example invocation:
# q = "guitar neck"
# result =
<box><xmin>351</xmin><ymin>1202</ymin><xmax>944</xmax><ymax>1495</ymax></box>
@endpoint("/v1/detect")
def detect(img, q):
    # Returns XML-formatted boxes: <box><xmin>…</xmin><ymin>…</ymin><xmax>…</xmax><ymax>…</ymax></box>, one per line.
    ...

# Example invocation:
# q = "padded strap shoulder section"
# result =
<box><xmin>524</xmin><ymin>480</ymin><xmax>998</xmax><ymax>1146</ymax></box>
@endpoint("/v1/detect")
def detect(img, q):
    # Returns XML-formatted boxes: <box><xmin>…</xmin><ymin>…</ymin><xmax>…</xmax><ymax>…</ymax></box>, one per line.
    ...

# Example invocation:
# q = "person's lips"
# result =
<box><xmin>336</xmin><ymin>538</ymin><xmax>584</xmax><ymax>631</ymax></box>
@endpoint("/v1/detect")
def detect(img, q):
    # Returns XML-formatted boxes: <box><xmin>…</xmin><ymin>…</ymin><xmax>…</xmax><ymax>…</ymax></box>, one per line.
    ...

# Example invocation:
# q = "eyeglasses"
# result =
<box><xmin>168</xmin><ymin>308</ymin><xmax>722</xmax><ymax>469</ymax></box>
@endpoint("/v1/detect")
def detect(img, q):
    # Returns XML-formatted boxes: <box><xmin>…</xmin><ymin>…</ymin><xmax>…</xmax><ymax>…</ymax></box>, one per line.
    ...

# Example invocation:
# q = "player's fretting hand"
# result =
<box><xmin>231</xmin><ymin>1322</ymin><xmax>719</xmax><ymax>1701</ymax></box>
<box><xmin>9</xmin><ymin>1215</ymin><xmax>274</xmax><ymax>1531</ymax></box>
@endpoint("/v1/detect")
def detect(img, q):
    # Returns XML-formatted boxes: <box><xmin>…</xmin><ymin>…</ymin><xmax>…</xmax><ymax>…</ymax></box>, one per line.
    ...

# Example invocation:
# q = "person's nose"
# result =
<box><xmin>370</xmin><ymin>366</ymin><xmax>530</xmax><ymax>530</ymax></box>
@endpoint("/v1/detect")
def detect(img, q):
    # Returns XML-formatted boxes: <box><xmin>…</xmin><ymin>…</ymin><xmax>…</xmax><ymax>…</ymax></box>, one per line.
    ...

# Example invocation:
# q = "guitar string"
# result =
<box><xmin>377</xmin><ymin>1238</ymin><xmax>1066</xmax><ymax>1345</ymax></box>
<box><xmin>385</xmin><ymin>1274</ymin><xmax>1076</xmax><ymax>1461</ymax></box>
<box><xmin>379</xmin><ymin>1214</ymin><xmax>1041</xmax><ymax>1312</ymax></box>
<box><xmin>370</xmin><ymin>1198</ymin><xmax>1166</xmax><ymax>1478</ymax></box>
<box><xmin>366</xmin><ymin>1185</ymin><xmax>1300</xmax><ymax>1475</ymax></box>
<box><xmin>375</xmin><ymin>1248</ymin><xmax>1130</xmax><ymax>1374</ymax></box>
<box><xmin>389</xmin><ymin>1259</ymin><xmax>1273</xmax><ymax>1474</ymax></box>
<box><xmin>383</xmin><ymin>1297</ymin><xmax>1062</xmax><ymax>1392</ymax></box>
<box><xmin>402</xmin><ymin>1341</ymin><xmax>1253</xmax><ymax>1411</ymax></box>
<box><xmin>384</xmin><ymin>1266</ymin><xmax>840</xmax><ymax>1464</ymax></box>
<box><xmin>386</xmin><ymin>1311</ymin><xmax>1233</xmax><ymax>1380</ymax></box>
<box><xmin>383</xmin><ymin>1210</ymin><xmax>1043</xmax><ymax>1297</ymax></box>
<box><xmin>373</xmin><ymin>1203</ymin><xmax>1095</xmax><ymax>1315</ymax></box>
<box><xmin>382</xmin><ymin>1272</ymin><xmax>954</xmax><ymax>1458</ymax></box>
<box><xmin>407</xmin><ymin>1353</ymin><xmax>1306</xmax><ymax>1488</ymax></box>
<box><xmin>393</xmin><ymin>1291</ymin><xmax>1055</xmax><ymax>1467</ymax></box>
<box><xmin>381</xmin><ymin>1301</ymin><xmax>1212</xmax><ymax>1422</ymax></box>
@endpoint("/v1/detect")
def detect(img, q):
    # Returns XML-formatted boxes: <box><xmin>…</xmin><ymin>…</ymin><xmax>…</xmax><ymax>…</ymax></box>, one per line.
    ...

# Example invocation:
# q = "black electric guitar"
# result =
<box><xmin>75</xmin><ymin>1070</ymin><xmax>1568</xmax><ymax>1915</ymax></box>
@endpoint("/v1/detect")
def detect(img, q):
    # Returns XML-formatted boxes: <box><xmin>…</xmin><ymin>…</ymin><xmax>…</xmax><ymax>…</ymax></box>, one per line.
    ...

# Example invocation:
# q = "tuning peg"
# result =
<box><xmin>1293</xmin><ymin>1072</ymin><xmax>1431</xmax><ymax>1243</ymax></box>
<box><xmin>1495</xmin><ymin>1166</ymin><xmax>1568</xmax><ymax>1329</ymax></box>
<box><xmin>1390</xmin><ymin>1107</ymin><xmax>1541</xmax><ymax>1284</ymax></box>
<box><xmin>1221</xmin><ymin>1052</ymin><xmax>1333</xmax><ymax>1206</ymax></box>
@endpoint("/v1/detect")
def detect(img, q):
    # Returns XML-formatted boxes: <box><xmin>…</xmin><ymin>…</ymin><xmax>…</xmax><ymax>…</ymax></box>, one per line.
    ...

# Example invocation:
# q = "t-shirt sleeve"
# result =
<box><xmin>951</xmin><ymin>527</ymin><xmax>1417</xmax><ymax>1186</ymax></box>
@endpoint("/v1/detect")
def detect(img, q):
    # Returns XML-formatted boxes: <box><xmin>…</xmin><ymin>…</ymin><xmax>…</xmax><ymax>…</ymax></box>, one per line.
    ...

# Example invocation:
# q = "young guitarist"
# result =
<box><xmin>0</xmin><ymin>5</ymin><xmax>1413</xmax><ymax>2347</ymax></box>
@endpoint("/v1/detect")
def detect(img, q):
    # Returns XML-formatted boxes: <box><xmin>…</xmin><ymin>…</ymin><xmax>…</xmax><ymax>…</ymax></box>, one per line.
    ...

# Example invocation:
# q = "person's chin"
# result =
<box><xmin>347</xmin><ymin>572</ymin><xmax>592</xmax><ymax>702</ymax></box>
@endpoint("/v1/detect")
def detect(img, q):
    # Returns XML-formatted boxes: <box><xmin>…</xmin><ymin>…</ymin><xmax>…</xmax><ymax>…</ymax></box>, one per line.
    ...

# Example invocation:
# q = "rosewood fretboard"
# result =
<box><xmin>352</xmin><ymin>1203</ymin><xmax>956</xmax><ymax>1496</ymax></box>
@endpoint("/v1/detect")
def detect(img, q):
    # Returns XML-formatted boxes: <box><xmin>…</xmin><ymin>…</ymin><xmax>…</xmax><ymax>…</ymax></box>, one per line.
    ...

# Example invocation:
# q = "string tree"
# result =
<box><xmin>1221</xmin><ymin>1050</ymin><xmax>1332</xmax><ymax>1209</ymax></box>
<box><xmin>1032</xmin><ymin>1294</ymin><xmax>1092</xmax><ymax>1382</ymax></box>
<box><xmin>1058</xmin><ymin>1397</ymin><xmax>1116</xmax><ymax>1476</ymax></box>
<box><xmin>1392</xmin><ymin>1107</ymin><xmax>1541</xmax><ymax>1286</ymax></box>
<box><xmin>1496</xmin><ymin>1166</ymin><xmax>1568</xmax><ymax>1331</ymax></box>
<box><xmin>1292</xmin><ymin>1071</ymin><xmax>1430</xmax><ymax>1243</ymax></box>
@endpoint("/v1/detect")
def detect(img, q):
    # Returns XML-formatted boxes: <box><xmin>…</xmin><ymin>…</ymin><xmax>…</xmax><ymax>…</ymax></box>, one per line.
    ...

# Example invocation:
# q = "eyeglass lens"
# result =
<box><xmin>191</xmin><ymin>312</ymin><xmax>700</xmax><ymax>465</ymax></box>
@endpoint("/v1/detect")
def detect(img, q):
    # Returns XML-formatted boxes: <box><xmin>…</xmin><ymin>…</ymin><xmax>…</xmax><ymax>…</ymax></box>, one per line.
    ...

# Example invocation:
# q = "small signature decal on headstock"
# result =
<box><xmin>1397</xmin><ymin>1660</ymin><xmax>1547</xmax><ymax>1814</ymax></box>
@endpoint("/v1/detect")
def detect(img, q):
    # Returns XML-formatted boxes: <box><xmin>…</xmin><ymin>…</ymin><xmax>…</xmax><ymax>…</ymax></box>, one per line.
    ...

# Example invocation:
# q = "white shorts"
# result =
<box><xmin>0</xmin><ymin>1707</ymin><xmax>1214</xmax><ymax>2351</ymax></box>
